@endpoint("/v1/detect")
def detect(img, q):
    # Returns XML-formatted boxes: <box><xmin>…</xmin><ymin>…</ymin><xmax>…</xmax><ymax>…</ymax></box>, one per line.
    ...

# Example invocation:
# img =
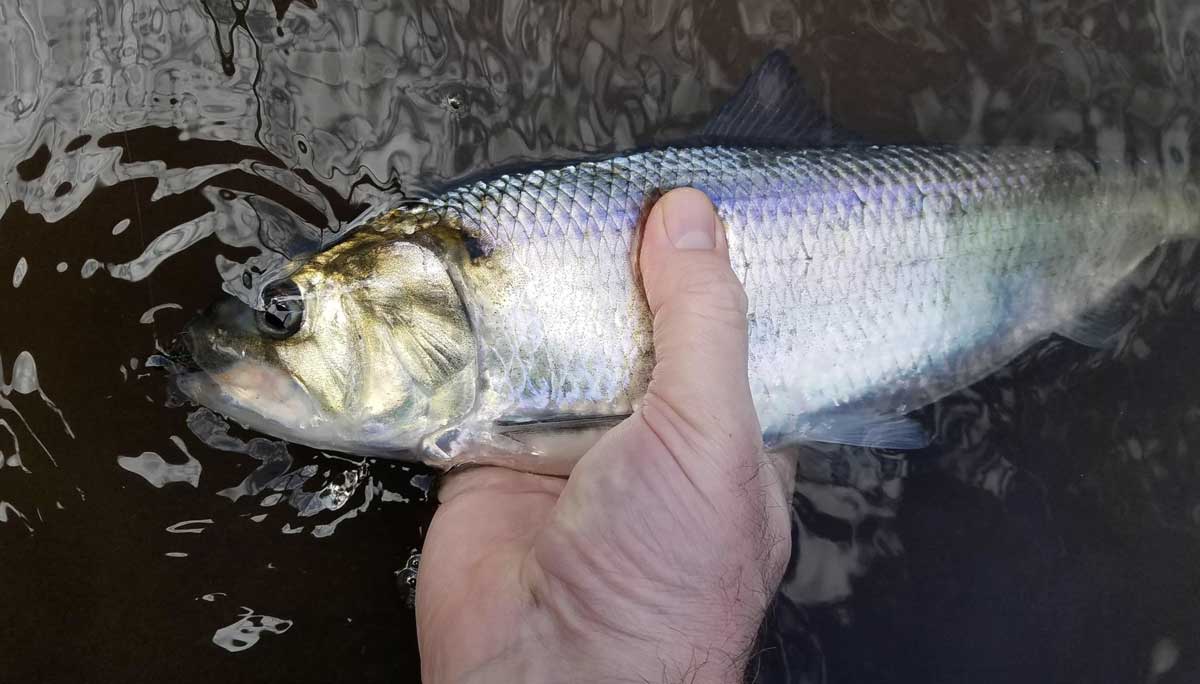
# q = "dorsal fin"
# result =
<box><xmin>701</xmin><ymin>50</ymin><xmax>849</xmax><ymax>148</ymax></box>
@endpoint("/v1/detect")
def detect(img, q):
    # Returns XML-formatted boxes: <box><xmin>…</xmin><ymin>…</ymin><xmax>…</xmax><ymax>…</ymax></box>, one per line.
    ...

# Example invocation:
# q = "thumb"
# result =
<box><xmin>637</xmin><ymin>188</ymin><xmax>761</xmax><ymax>472</ymax></box>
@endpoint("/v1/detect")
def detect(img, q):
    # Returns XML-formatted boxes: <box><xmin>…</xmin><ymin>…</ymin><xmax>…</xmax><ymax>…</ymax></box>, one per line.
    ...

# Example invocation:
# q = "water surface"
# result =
<box><xmin>2</xmin><ymin>1</ymin><xmax>1200</xmax><ymax>682</ymax></box>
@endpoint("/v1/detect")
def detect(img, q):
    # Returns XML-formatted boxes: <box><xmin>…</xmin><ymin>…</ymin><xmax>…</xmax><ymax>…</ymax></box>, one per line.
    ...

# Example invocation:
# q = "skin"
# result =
<box><xmin>416</xmin><ymin>188</ymin><xmax>797</xmax><ymax>684</ymax></box>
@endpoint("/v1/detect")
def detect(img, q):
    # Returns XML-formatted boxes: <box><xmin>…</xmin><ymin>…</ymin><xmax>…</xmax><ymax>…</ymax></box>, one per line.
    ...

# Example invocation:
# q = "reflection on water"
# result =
<box><xmin>2</xmin><ymin>0</ymin><xmax>1200</xmax><ymax>681</ymax></box>
<box><xmin>210</xmin><ymin>605</ymin><xmax>293</xmax><ymax>654</ymax></box>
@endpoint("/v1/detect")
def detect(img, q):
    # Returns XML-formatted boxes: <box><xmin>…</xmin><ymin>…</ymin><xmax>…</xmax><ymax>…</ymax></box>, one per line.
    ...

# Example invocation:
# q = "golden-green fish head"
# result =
<box><xmin>173</xmin><ymin>227</ymin><xmax>477</xmax><ymax>456</ymax></box>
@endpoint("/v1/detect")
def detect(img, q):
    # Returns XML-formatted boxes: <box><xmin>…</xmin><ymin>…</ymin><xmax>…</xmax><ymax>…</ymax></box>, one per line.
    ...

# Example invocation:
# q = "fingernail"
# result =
<box><xmin>663</xmin><ymin>190</ymin><xmax>716</xmax><ymax>250</ymax></box>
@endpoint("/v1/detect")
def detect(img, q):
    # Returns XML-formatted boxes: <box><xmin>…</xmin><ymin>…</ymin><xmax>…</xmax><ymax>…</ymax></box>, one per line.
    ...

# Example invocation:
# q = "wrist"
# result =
<box><xmin>433</xmin><ymin>611</ymin><xmax>759</xmax><ymax>684</ymax></box>
<box><xmin>448</xmin><ymin>642</ymin><xmax>755</xmax><ymax>684</ymax></box>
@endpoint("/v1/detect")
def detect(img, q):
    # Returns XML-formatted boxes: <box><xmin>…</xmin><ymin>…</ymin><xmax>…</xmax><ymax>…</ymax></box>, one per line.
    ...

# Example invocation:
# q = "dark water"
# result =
<box><xmin>3</xmin><ymin>1</ymin><xmax>1200</xmax><ymax>682</ymax></box>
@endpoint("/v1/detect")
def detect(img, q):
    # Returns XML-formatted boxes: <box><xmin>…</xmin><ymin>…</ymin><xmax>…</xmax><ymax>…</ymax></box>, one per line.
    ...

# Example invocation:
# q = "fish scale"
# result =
<box><xmin>432</xmin><ymin>143</ymin><xmax>1186</xmax><ymax>447</ymax></box>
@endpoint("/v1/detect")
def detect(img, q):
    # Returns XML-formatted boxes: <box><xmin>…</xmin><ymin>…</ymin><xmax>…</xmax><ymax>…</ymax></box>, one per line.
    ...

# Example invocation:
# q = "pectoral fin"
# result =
<box><xmin>422</xmin><ymin>419</ymin><xmax>619</xmax><ymax>476</ymax></box>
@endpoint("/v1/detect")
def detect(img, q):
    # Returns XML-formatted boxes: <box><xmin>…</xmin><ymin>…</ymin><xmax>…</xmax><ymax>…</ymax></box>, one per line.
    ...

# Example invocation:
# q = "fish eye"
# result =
<box><xmin>256</xmin><ymin>279</ymin><xmax>304</xmax><ymax>339</ymax></box>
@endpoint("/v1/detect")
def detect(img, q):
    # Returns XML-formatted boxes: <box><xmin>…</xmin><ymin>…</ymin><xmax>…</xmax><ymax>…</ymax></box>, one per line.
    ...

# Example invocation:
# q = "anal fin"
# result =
<box><xmin>773</xmin><ymin>411</ymin><xmax>930</xmax><ymax>451</ymax></box>
<box><xmin>1057</xmin><ymin>290</ymin><xmax>1140</xmax><ymax>349</ymax></box>
<box><xmin>1058</xmin><ymin>309</ymin><xmax>1127</xmax><ymax>349</ymax></box>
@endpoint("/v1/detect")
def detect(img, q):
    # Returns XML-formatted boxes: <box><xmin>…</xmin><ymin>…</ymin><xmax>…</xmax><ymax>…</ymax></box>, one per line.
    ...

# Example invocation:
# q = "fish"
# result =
<box><xmin>171</xmin><ymin>54</ymin><xmax>1199</xmax><ymax>474</ymax></box>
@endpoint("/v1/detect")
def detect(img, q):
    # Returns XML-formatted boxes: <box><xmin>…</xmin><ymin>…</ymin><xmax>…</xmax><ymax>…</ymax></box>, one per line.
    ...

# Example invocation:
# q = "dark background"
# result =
<box><xmin>2</xmin><ymin>0</ymin><xmax>1199</xmax><ymax>682</ymax></box>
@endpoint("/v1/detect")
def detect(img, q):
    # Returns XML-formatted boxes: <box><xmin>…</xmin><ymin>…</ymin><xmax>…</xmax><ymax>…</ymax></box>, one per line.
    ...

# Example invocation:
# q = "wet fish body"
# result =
<box><xmin>176</xmin><ymin>142</ymin><xmax>1194</xmax><ymax>471</ymax></box>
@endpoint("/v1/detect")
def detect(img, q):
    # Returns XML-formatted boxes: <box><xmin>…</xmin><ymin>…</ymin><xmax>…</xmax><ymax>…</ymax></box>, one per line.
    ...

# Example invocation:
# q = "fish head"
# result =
<box><xmin>172</xmin><ymin>227</ymin><xmax>478</xmax><ymax>456</ymax></box>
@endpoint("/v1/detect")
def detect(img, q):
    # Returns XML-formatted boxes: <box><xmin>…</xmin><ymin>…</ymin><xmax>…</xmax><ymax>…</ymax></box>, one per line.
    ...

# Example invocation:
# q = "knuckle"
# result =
<box><xmin>641</xmin><ymin>390</ymin><xmax>762</xmax><ymax>471</ymax></box>
<box><xmin>674</xmin><ymin>266</ymin><xmax>749</xmax><ymax>320</ymax></box>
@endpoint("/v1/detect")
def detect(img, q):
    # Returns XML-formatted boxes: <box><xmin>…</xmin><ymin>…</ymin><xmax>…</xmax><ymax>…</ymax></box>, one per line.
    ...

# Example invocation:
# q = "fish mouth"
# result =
<box><xmin>167</xmin><ymin>302</ymin><xmax>332</xmax><ymax>437</ymax></box>
<box><xmin>168</xmin><ymin>339</ymin><xmax>331</xmax><ymax>448</ymax></box>
<box><xmin>163</xmin><ymin>331</ymin><xmax>202</xmax><ymax>373</ymax></box>
<box><xmin>168</xmin><ymin>297</ymin><xmax>261</xmax><ymax>376</ymax></box>
<box><xmin>170</xmin><ymin>356</ymin><xmax>395</xmax><ymax>457</ymax></box>
<box><xmin>155</xmin><ymin>320</ymin><xmax>235</xmax><ymax>377</ymax></box>
<box><xmin>146</xmin><ymin>330</ymin><xmax>203</xmax><ymax>375</ymax></box>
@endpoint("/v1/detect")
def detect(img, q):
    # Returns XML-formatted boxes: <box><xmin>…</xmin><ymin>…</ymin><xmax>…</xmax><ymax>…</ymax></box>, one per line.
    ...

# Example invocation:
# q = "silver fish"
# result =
<box><xmin>174</xmin><ymin>142</ymin><xmax>1197</xmax><ymax>473</ymax></box>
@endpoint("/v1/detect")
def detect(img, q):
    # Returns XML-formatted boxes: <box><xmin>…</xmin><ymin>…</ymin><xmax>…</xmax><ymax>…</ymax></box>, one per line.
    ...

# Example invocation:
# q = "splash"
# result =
<box><xmin>310</xmin><ymin>471</ymin><xmax>374</xmax><ymax>538</ymax></box>
<box><xmin>182</xmin><ymin>408</ymin><xmax>411</xmax><ymax>536</ymax></box>
<box><xmin>313</xmin><ymin>463</ymin><xmax>366</xmax><ymax>512</ymax></box>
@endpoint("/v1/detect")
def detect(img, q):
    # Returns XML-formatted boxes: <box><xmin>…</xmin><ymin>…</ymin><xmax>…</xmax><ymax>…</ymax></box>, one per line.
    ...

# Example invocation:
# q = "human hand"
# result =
<box><xmin>416</xmin><ymin>188</ymin><xmax>795</xmax><ymax>684</ymax></box>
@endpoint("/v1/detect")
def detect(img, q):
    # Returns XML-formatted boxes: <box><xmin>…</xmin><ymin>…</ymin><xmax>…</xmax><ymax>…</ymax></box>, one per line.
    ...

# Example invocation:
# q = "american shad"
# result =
<box><xmin>171</xmin><ymin>54</ymin><xmax>1199</xmax><ymax>474</ymax></box>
